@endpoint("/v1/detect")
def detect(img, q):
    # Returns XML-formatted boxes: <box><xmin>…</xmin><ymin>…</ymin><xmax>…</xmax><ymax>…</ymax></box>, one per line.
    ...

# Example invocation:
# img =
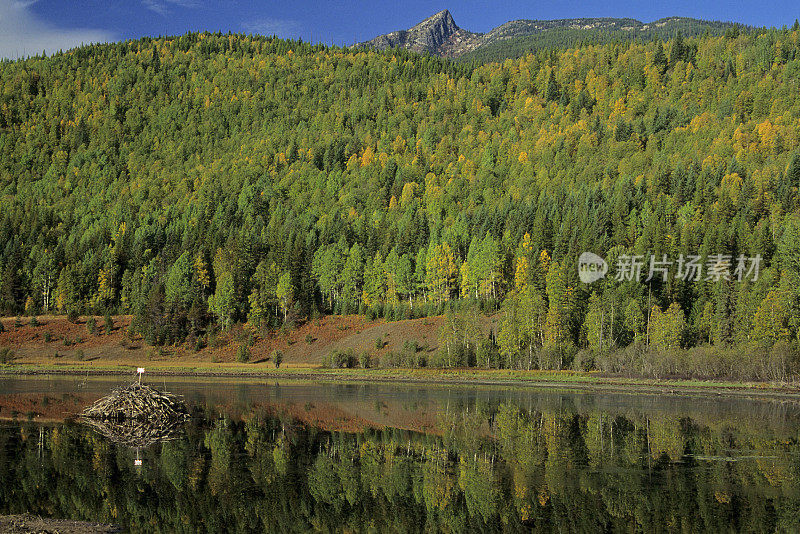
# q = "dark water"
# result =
<box><xmin>1</xmin><ymin>377</ymin><xmax>800</xmax><ymax>532</ymax></box>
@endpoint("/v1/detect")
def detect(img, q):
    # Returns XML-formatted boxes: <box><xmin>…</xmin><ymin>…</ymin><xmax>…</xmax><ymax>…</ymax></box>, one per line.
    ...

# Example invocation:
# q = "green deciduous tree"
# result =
<box><xmin>209</xmin><ymin>271</ymin><xmax>235</xmax><ymax>330</ymax></box>
<box><xmin>276</xmin><ymin>272</ymin><xmax>293</xmax><ymax>324</ymax></box>
<box><xmin>544</xmin><ymin>262</ymin><xmax>574</xmax><ymax>348</ymax></box>
<box><xmin>165</xmin><ymin>251</ymin><xmax>194</xmax><ymax>309</ymax></box>
<box><xmin>649</xmin><ymin>302</ymin><xmax>686</xmax><ymax>350</ymax></box>
<box><xmin>340</xmin><ymin>243</ymin><xmax>365</xmax><ymax>309</ymax></box>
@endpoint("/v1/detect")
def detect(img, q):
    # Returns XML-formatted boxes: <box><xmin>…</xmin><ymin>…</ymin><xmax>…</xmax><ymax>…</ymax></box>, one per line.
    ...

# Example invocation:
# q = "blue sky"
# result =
<box><xmin>2</xmin><ymin>0</ymin><xmax>799</xmax><ymax>59</ymax></box>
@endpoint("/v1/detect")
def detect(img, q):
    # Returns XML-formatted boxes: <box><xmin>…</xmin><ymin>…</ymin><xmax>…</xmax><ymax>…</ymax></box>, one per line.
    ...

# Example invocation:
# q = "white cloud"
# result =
<box><xmin>242</xmin><ymin>18</ymin><xmax>302</xmax><ymax>38</ymax></box>
<box><xmin>142</xmin><ymin>0</ymin><xmax>199</xmax><ymax>16</ymax></box>
<box><xmin>0</xmin><ymin>0</ymin><xmax>114</xmax><ymax>60</ymax></box>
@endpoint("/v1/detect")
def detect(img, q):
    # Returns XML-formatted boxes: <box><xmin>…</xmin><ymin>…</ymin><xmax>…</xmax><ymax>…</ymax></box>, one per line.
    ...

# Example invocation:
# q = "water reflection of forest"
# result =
<box><xmin>1</xmin><ymin>403</ymin><xmax>799</xmax><ymax>532</ymax></box>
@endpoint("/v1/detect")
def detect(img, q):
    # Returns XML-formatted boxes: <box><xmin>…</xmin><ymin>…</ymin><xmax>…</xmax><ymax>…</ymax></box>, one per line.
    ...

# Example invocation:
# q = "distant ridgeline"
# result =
<box><xmin>457</xmin><ymin>17</ymin><xmax>752</xmax><ymax>64</ymax></box>
<box><xmin>3</xmin><ymin>29</ymin><xmax>800</xmax><ymax>373</ymax></box>
<box><xmin>354</xmin><ymin>9</ymin><xmax>752</xmax><ymax>63</ymax></box>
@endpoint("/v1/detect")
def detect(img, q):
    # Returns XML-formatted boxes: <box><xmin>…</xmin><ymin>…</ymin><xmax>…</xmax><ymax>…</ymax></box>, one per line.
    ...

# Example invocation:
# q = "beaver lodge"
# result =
<box><xmin>80</xmin><ymin>382</ymin><xmax>189</xmax><ymax>448</ymax></box>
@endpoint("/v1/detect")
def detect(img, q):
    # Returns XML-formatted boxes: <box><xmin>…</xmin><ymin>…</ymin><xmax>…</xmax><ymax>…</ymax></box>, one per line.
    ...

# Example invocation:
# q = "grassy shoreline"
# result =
<box><xmin>2</xmin><ymin>363</ymin><xmax>800</xmax><ymax>399</ymax></box>
<box><xmin>3</xmin><ymin>315</ymin><xmax>800</xmax><ymax>399</ymax></box>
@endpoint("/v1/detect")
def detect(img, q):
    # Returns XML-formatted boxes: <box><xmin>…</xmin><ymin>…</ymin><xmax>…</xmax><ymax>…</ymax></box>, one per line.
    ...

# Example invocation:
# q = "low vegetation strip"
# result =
<box><xmin>3</xmin><ymin>314</ymin><xmax>800</xmax><ymax>386</ymax></box>
<box><xmin>0</xmin><ymin>514</ymin><xmax>120</xmax><ymax>534</ymax></box>
<box><xmin>2</xmin><ymin>365</ymin><xmax>799</xmax><ymax>399</ymax></box>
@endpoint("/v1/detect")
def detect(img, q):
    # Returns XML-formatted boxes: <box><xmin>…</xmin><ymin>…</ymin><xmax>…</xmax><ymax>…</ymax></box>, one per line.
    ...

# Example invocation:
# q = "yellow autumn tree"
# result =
<box><xmin>194</xmin><ymin>252</ymin><xmax>210</xmax><ymax>297</ymax></box>
<box><xmin>752</xmin><ymin>290</ymin><xmax>791</xmax><ymax>343</ymax></box>
<box><xmin>649</xmin><ymin>302</ymin><xmax>686</xmax><ymax>350</ymax></box>
<box><xmin>400</xmin><ymin>182</ymin><xmax>417</xmax><ymax>207</ymax></box>
<box><xmin>426</xmin><ymin>243</ymin><xmax>458</xmax><ymax>304</ymax></box>
<box><xmin>460</xmin><ymin>261</ymin><xmax>473</xmax><ymax>299</ymax></box>
<box><xmin>514</xmin><ymin>233</ymin><xmax>533</xmax><ymax>292</ymax></box>
<box><xmin>360</xmin><ymin>145</ymin><xmax>375</xmax><ymax>167</ymax></box>
<box><xmin>95</xmin><ymin>266</ymin><xmax>114</xmax><ymax>309</ymax></box>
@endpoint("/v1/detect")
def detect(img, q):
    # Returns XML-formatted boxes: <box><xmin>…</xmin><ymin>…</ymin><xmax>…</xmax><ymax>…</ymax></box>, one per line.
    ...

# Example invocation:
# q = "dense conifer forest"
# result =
<box><xmin>3</xmin><ymin>28</ymin><xmax>800</xmax><ymax>375</ymax></box>
<box><xmin>457</xmin><ymin>18</ymin><xmax>748</xmax><ymax>64</ymax></box>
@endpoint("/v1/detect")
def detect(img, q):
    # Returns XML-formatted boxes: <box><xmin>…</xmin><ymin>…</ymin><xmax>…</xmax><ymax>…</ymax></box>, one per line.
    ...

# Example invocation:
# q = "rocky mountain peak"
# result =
<box><xmin>355</xmin><ymin>9</ymin><xmax>482</xmax><ymax>57</ymax></box>
<box><xmin>407</xmin><ymin>9</ymin><xmax>461</xmax><ymax>52</ymax></box>
<box><xmin>422</xmin><ymin>10</ymin><xmax>457</xmax><ymax>33</ymax></box>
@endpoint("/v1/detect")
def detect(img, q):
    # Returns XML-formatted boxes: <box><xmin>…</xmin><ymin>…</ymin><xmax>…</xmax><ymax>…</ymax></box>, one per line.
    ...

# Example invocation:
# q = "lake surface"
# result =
<box><xmin>1</xmin><ymin>376</ymin><xmax>799</xmax><ymax>532</ymax></box>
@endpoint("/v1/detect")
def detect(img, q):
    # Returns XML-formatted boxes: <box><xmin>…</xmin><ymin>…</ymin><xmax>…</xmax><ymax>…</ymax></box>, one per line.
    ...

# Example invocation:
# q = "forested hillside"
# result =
<box><xmin>457</xmin><ymin>18</ymin><xmax>750</xmax><ymax>64</ymax></box>
<box><xmin>3</xmin><ymin>29</ymin><xmax>800</xmax><ymax>374</ymax></box>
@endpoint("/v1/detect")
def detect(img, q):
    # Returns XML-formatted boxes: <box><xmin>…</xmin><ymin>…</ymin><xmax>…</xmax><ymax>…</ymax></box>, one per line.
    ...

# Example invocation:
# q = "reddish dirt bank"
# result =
<box><xmin>0</xmin><ymin>392</ymin><xmax>97</xmax><ymax>422</ymax></box>
<box><xmin>0</xmin><ymin>314</ymin><xmax>479</xmax><ymax>368</ymax></box>
<box><xmin>0</xmin><ymin>390</ymin><xmax>441</xmax><ymax>434</ymax></box>
<box><xmin>0</xmin><ymin>514</ymin><xmax>119</xmax><ymax>533</ymax></box>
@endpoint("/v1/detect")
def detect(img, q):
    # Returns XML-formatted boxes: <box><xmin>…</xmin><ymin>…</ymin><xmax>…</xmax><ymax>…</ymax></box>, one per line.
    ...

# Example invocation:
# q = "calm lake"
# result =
<box><xmin>1</xmin><ymin>376</ymin><xmax>799</xmax><ymax>532</ymax></box>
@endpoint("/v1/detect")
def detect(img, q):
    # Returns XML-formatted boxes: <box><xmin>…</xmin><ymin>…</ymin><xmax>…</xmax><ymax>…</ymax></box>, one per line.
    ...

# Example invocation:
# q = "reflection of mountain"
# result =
<box><xmin>3</xmin><ymin>404</ymin><xmax>798</xmax><ymax>531</ymax></box>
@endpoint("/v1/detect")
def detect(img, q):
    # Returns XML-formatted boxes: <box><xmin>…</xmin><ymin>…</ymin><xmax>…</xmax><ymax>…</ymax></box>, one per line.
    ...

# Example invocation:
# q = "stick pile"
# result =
<box><xmin>80</xmin><ymin>382</ymin><xmax>189</xmax><ymax>447</ymax></box>
<box><xmin>80</xmin><ymin>416</ymin><xmax>187</xmax><ymax>448</ymax></box>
